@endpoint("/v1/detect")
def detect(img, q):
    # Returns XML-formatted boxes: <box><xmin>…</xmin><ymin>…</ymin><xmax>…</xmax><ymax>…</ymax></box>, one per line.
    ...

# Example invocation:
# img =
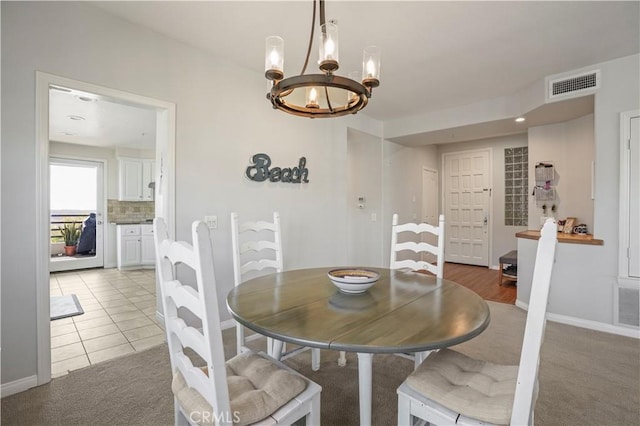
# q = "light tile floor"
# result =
<box><xmin>50</xmin><ymin>268</ymin><xmax>165</xmax><ymax>378</ymax></box>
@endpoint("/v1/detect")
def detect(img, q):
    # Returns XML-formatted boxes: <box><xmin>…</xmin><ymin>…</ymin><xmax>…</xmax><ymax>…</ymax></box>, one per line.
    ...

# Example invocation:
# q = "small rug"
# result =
<box><xmin>50</xmin><ymin>295</ymin><xmax>84</xmax><ymax>320</ymax></box>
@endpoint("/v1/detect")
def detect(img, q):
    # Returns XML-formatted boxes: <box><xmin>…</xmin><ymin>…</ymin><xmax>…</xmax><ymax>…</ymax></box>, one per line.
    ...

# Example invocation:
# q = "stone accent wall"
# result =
<box><xmin>108</xmin><ymin>200</ymin><xmax>154</xmax><ymax>223</ymax></box>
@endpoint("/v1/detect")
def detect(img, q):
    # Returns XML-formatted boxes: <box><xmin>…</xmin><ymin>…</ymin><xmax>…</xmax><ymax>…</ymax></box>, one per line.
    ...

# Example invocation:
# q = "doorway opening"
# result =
<box><xmin>36</xmin><ymin>72</ymin><xmax>176</xmax><ymax>386</ymax></box>
<box><xmin>49</xmin><ymin>158</ymin><xmax>105</xmax><ymax>272</ymax></box>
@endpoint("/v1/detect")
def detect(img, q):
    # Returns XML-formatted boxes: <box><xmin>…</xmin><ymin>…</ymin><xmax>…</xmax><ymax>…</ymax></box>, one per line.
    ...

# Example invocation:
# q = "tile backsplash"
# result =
<box><xmin>108</xmin><ymin>200</ymin><xmax>154</xmax><ymax>223</ymax></box>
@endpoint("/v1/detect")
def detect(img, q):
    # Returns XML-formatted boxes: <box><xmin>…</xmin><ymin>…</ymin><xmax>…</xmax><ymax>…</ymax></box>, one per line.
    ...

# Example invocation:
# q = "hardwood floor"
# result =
<box><xmin>443</xmin><ymin>262</ymin><xmax>516</xmax><ymax>304</ymax></box>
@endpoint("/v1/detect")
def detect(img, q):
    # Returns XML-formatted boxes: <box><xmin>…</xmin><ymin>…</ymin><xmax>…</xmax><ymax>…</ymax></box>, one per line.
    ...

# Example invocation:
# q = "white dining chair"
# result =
<box><xmin>390</xmin><ymin>213</ymin><xmax>445</xmax><ymax>278</ymax></box>
<box><xmin>154</xmin><ymin>217</ymin><xmax>321</xmax><ymax>426</ymax></box>
<box><xmin>396</xmin><ymin>218</ymin><xmax>558</xmax><ymax>426</ymax></box>
<box><xmin>390</xmin><ymin>212</ymin><xmax>445</xmax><ymax>367</ymax></box>
<box><xmin>231</xmin><ymin>212</ymin><xmax>321</xmax><ymax>371</ymax></box>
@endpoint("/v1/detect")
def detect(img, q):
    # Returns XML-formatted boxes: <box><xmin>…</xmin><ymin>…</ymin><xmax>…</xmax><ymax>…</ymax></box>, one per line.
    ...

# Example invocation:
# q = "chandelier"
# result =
<box><xmin>265</xmin><ymin>0</ymin><xmax>380</xmax><ymax>118</ymax></box>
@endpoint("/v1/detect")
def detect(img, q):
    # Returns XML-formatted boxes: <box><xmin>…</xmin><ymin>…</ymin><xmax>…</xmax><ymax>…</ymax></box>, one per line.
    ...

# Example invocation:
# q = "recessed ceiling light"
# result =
<box><xmin>67</xmin><ymin>115</ymin><xmax>85</xmax><ymax>121</ymax></box>
<box><xmin>515</xmin><ymin>117</ymin><xmax>525</xmax><ymax>123</ymax></box>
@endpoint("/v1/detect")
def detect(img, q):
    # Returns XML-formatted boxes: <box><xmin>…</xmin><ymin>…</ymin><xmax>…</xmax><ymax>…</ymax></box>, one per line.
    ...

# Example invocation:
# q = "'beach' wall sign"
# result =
<box><xmin>245</xmin><ymin>153</ymin><xmax>309</xmax><ymax>183</ymax></box>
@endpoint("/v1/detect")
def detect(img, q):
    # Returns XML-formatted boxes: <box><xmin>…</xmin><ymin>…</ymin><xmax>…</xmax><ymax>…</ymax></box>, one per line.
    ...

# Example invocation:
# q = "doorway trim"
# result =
<box><xmin>35</xmin><ymin>72</ymin><xmax>176</xmax><ymax>385</ymax></box>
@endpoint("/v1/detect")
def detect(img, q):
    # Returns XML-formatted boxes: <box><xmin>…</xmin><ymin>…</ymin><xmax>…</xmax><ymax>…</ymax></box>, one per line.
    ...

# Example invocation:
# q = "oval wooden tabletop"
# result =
<box><xmin>226</xmin><ymin>267</ymin><xmax>491</xmax><ymax>354</ymax></box>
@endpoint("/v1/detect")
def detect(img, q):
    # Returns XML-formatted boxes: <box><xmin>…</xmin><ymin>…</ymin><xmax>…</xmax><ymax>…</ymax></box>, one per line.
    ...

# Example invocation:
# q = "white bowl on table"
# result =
<box><xmin>327</xmin><ymin>268</ymin><xmax>381</xmax><ymax>294</ymax></box>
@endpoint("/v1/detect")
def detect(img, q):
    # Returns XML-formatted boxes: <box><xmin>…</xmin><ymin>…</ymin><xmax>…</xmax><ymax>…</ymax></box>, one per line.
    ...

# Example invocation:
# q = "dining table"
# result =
<box><xmin>226</xmin><ymin>267</ymin><xmax>491</xmax><ymax>426</ymax></box>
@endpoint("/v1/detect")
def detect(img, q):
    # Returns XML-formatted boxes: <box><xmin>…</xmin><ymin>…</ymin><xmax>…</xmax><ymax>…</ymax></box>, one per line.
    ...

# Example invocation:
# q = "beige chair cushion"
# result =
<box><xmin>172</xmin><ymin>352</ymin><xmax>306</xmax><ymax>425</ymax></box>
<box><xmin>406</xmin><ymin>348</ymin><xmax>519</xmax><ymax>425</ymax></box>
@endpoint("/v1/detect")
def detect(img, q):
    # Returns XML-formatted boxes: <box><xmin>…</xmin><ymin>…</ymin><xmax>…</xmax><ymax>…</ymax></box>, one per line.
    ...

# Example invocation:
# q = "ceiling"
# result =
<box><xmin>50</xmin><ymin>86</ymin><xmax>157</xmax><ymax>150</ymax></box>
<box><xmin>51</xmin><ymin>1</ymin><xmax>639</xmax><ymax>148</ymax></box>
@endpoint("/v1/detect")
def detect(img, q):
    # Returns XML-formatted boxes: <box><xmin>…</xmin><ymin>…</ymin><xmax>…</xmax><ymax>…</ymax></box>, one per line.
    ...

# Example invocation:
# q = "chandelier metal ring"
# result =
<box><xmin>269</xmin><ymin>74</ymin><xmax>370</xmax><ymax>118</ymax></box>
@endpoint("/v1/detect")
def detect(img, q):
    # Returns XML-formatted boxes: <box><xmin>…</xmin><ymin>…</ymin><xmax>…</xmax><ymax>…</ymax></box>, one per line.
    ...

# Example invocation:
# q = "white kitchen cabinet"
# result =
<box><xmin>119</xmin><ymin>159</ymin><xmax>143</xmax><ymax>201</ymax></box>
<box><xmin>118</xmin><ymin>158</ymin><xmax>155</xmax><ymax>201</ymax></box>
<box><xmin>141</xmin><ymin>224</ymin><xmax>156</xmax><ymax>265</ymax></box>
<box><xmin>117</xmin><ymin>224</ymin><xmax>155</xmax><ymax>270</ymax></box>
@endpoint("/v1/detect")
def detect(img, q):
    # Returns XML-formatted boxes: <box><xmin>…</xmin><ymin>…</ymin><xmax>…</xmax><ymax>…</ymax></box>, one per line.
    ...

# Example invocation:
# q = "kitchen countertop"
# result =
<box><xmin>516</xmin><ymin>230</ymin><xmax>604</xmax><ymax>245</ymax></box>
<box><xmin>111</xmin><ymin>221</ymin><xmax>154</xmax><ymax>225</ymax></box>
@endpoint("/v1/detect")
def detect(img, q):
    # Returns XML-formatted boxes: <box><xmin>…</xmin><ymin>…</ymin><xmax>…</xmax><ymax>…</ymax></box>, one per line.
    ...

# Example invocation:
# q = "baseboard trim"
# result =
<box><xmin>515</xmin><ymin>299</ymin><xmax>640</xmax><ymax>338</ymax></box>
<box><xmin>155</xmin><ymin>311</ymin><xmax>165</xmax><ymax>329</ymax></box>
<box><xmin>1</xmin><ymin>375</ymin><xmax>38</xmax><ymax>398</ymax></box>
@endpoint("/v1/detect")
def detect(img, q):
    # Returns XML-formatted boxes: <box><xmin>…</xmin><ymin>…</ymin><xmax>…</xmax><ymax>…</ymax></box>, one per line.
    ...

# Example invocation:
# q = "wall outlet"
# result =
<box><xmin>204</xmin><ymin>215</ymin><xmax>217</xmax><ymax>229</ymax></box>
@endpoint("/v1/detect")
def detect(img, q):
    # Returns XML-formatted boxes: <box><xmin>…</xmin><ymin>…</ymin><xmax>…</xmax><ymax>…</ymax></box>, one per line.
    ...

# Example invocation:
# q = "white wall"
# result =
<box><xmin>517</xmin><ymin>55</ymin><xmax>640</xmax><ymax>327</ymax></box>
<box><xmin>527</xmin><ymin>114</ymin><xmax>595</xmax><ymax>231</ymax></box>
<box><xmin>381</xmin><ymin>141</ymin><xmax>439</xmax><ymax>264</ymax></box>
<box><xmin>0</xmin><ymin>2</ymin><xmax>381</xmax><ymax>386</ymax></box>
<box><xmin>347</xmin><ymin>128</ymin><xmax>384</xmax><ymax>267</ymax></box>
<box><xmin>438</xmin><ymin>133</ymin><xmax>530</xmax><ymax>267</ymax></box>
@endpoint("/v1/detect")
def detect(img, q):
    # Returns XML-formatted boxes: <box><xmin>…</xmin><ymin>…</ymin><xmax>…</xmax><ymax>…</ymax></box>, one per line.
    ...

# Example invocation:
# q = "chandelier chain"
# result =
<box><xmin>300</xmin><ymin>0</ymin><xmax>317</xmax><ymax>75</ymax></box>
<box><xmin>318</xmin><ymin>0</ymin><xmax>334</xmax><ymax>112</ymax></box>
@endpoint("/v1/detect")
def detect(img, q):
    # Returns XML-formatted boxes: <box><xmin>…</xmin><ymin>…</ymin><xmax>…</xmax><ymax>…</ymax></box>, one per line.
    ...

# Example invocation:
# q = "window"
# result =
<box><xmin>504</xmin><ymin>147</ymin><xmax>528</xmax><ymax>226</ymax></box>
<box><xmin>50</xmin><ymin>163</ymin><xmax>97</xmax><ymax>211</ymax></box>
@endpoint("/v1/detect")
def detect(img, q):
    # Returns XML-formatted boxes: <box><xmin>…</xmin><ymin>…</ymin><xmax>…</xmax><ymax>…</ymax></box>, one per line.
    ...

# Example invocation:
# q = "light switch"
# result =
<box><xmin>358</xmin><ymin>196</ymin><xmax>366</xmax><ymax>209</ymax></box>
<box><xmin>204</xmin><ymin>215</ymin><xmax>217</xmax><ymax>229</ymax></box>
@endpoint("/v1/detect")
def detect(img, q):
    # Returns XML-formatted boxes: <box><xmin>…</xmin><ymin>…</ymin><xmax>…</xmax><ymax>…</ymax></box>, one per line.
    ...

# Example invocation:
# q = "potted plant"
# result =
<box><xmin>58</xmin><ymin>222</ymin><xmax>81</xmax><ymax>256</ymax></box>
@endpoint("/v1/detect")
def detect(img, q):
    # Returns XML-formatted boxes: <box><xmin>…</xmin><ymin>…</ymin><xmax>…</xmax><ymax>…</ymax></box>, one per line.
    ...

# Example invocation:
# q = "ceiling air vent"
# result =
<box><xmin>546</xmin><ymin>70</ymin><xmax>600</xmax><ymax>102</ymax></box>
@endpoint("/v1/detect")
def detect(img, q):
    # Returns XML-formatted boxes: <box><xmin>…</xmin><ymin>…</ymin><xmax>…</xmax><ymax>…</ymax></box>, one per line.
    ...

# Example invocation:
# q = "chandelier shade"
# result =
<box><xmin>362</xmin><ymin>46</ymin><xmax>381</xmax><ymax>88</ymax></box>
<box><xmin>265</xmin><ymin>0</ymin><xmax>380</xmax><ymax>118</ymax></box>
<box><xmin>265</xmin><ymin>36</ymin><xmax>284</xmax><ymax>81</ymax></box>
<box><xmin>319</xmin><ymin>22</ymin><xmax>339</xmax><ymax>73</ymax></box>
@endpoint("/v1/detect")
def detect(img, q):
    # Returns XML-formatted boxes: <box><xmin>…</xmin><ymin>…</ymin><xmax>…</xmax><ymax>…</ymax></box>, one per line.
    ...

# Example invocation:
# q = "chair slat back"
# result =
<box><xmin>510</xmin><ymin>218</ymin><xmax>558</xmax><ymax>425</ymax></box>
<box><xmin>154</xmin><ymin>218</ymin><xmax>231</xmax><ymax>424</ymax></box>
<box><xmin>230</xmin><ymin>212</ymin><xmax>284</xmax><ymax>356</ymax></box>
<box><xmin>390</xmin><ymin>213</ymin><xmax>445</xmax><ymax>278</ymax></box>
<box><xmin>231</xmin><ymin>212</ymin><xmax>283</xmax><ymax>286</ymax></box>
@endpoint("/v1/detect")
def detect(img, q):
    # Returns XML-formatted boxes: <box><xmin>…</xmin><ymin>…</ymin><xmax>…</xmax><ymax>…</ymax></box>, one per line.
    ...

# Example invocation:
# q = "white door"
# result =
<box><xmin>443</xmin><ymin>150</ymin><xmax>491</xmax><ymax>266</ymax></box>
<box><xmin>49</xmin><ymin>158</ymin><xmax>105</xmax><ymax>272</ymax></box>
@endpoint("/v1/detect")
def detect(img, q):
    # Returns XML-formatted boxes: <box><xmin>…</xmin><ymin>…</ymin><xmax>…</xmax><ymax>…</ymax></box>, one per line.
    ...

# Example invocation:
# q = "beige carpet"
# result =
<box><xmin>2</xmin><ymin>301</ymin><xmax>638</xmax><ymax>425</ymax></box>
